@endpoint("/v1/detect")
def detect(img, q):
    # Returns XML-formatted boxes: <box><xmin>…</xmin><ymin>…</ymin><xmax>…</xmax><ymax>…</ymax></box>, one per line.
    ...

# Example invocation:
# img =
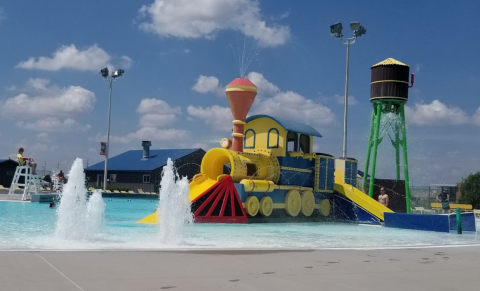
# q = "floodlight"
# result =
<box><xmin>100</xmin><ymin>68</ymin><xmax>109</xmax><ymax>78</ymax></box>
<box><xmin>112</xmin><ymin>69</ymin><xmax>124</xmax><ymax>78</ymax></box>
<box><xmin>350</xmin><ymin>22</ymin><xmax>360</xmax><ymax>31</ymax></box>
<box><xmin>330</xmin><ymin>22</ymin><xmax>343</xmax><ymax>38</ymax></box>
<box><xmin>354</xmin><ymin>25</ymin><xmax>366</xmax><ymax>37</ymax></box>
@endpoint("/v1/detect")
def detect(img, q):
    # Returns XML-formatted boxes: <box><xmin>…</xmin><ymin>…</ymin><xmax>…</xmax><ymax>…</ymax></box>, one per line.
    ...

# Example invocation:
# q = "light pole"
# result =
<box><xmin>100</xmin><ymin>67</ymin><xmax>124</xmax><ymax>191</ymax></box>
<box><xmin>330</xmin><ymin>22</ymin><xmax>366</xmax><ymax>159</ymax></box>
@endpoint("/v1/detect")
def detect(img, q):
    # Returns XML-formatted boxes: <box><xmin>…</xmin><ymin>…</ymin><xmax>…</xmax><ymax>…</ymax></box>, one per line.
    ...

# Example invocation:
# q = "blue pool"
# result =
<box><xmin>0</xmin><ymin>198</ymin><xmax>479</xmax><ymax>250</ymax></box>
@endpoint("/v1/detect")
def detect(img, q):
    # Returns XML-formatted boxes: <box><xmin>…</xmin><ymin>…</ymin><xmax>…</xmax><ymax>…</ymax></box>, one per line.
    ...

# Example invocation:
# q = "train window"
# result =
<box><xmin>267</xmin><ymin>128</ymin><xmax>279</xmax><ymax>148</ymax></box>
<box><xmin>287</xmin><ymin>132</ymin><xmax>297</xmax><ymax>152</ymax></box>
<box><xmin>299</xmin><ymin>135</ymin><xmax>310</xmax><ymax>153</ymax></box>
<box><xmin>246</xmin><ymin>163</ymin><xmax>258</xmax><ymax>177</ymax></box>
<box><xmin>244</xmin><ymin>129</ymin><xmax>255</xmax><ymax>149</ymax></box>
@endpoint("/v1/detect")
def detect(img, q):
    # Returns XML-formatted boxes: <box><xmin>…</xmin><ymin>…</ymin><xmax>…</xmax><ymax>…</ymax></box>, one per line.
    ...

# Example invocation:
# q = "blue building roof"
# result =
<box><xmin>245</xmin><ymin>115</ymin><xmax>322</xmax><ymax>137</ymax></box>
<box><xmin>85</xmin><ymin>148</ymin><xmax>202</xmax><ymax>172</ymax></box>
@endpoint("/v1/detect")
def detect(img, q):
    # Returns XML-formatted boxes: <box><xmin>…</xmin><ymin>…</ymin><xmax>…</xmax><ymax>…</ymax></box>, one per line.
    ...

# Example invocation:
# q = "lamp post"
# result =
<box><xmin>330</xmin><ymin>22</ymin><xmax>366</xmax><ymax>159</ymax></box>
<box><xmin>100</xmin><ymin>67</ymin><xmax>124</xmax><ymax>191</ymax></box>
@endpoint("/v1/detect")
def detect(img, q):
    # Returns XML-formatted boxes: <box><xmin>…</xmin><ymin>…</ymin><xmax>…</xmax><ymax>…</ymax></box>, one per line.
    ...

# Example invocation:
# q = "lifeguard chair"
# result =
<box><xmin>8</xmin><ymin>165</ymin><xmax>41</xmax><ymax>201</ymax></box>
<box><xmin>51</xmin><ymin>170</ymin><xmax>64</xmax><ymax>193</ymax></box>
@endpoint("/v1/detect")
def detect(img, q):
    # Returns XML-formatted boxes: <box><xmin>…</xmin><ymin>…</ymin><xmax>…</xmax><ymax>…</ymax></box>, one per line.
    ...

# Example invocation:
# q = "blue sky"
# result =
<box><xmin>0</xmin><ymin>0</ymin><xmax>479</xmax><ymax>185</ymax></box>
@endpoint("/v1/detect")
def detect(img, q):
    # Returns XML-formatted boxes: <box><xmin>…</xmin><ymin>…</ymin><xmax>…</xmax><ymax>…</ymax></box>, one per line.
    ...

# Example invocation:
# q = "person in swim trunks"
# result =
<box><xmin>436</xmin><ymin>189</ymin><xmax>450</xmax><ymax>214</ymax></box>
<box><xmin>378</xmin><ymin>187</ymin><xmax>389</xmax><ymax>207</ymax></box>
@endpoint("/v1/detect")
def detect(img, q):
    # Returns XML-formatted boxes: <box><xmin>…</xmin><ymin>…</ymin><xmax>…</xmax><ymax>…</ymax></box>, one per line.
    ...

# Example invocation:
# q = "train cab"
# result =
<box><xmin>243</xmin><ymin>115</ymin><xmax>335</xmax><ymax>192</ymax></box>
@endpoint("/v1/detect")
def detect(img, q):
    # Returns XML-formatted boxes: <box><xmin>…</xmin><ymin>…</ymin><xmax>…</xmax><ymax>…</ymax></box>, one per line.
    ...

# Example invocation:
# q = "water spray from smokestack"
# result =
<box><xmin>225</xmin><ymin>78</ymin><xmax>257</xmax><ymax>152</ymax></box>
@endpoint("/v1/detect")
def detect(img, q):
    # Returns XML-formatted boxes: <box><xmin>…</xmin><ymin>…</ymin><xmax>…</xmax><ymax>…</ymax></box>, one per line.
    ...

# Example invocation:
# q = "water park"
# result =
<box><xmin>2</xmin><ymin>56</ymin><xmax>480</xmax><ymax>290</ymax></box>
<box><xmin>1</xmin><ymin>57</ymin><xmax>479</xmax><ymax>253</ymax></box>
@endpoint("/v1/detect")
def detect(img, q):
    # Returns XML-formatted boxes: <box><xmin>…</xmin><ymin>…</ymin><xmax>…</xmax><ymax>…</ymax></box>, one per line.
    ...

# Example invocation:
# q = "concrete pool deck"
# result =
<box><xmin>1</xmin><ymin>246</ymin><xmax>480</xmax><ymax>291</ymax></box>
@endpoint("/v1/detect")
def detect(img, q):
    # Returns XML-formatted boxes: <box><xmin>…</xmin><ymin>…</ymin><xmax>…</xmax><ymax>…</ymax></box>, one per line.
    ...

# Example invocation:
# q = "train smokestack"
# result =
<box><xmin>225</xmin><ymin>78</ymin><xmax>257</xmax><ymax>152</ymax></box>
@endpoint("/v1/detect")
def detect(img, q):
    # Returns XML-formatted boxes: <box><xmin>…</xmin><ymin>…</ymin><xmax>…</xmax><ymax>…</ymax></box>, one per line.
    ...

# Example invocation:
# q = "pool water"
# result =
<box><xmin>0</xmin><ymin>198</ymin><xmax>479</xmax><ymax>250</ymax></box>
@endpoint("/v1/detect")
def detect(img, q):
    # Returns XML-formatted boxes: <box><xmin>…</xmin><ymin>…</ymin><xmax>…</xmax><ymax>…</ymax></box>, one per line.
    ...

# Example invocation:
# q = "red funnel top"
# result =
<box><xmin>225</xmin><ymin>78</ymin><xmax>257</xmax><ymax>120</ymax></box>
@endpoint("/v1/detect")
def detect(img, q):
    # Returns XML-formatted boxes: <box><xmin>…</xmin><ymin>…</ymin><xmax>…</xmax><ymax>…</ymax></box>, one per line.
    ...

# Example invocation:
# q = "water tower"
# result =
<box><xmin>362</xmin><ymin>58</ymin><xmax>414</xmax><ymax>213</ymax></box>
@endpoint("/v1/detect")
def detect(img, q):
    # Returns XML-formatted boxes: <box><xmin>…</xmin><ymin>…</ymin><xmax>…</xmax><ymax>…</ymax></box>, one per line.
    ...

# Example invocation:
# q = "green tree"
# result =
<box><xmin>459</xmin><ymin>172</ymin><xmax>480</xmax><ymax>209</ymax></box>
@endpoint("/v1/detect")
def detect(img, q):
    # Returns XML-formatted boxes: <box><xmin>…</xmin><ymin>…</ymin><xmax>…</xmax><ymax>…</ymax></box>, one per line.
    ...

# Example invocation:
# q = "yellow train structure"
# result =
<box><xmin>139</xmin><ymin>77</ymin><xmax>392</xmax><ymax>224</ymax></box>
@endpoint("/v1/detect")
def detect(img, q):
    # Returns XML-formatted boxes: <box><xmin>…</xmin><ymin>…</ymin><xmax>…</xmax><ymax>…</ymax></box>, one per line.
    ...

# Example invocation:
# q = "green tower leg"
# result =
<box><xmin>368</xmin><ymin>102</ymin><xmax>383</xmax><ymax>198</ymax></box>
<box><xmin>395</xmin><ymin>122</ymin><xmax>400</xmax><ymax>180</ymax></box>
<box><xmin>362</xmin><ymin>110</ymin><xmax>375</xmax><ymax>191</ymax></box>
<box><xmin>399</xmin><ymin>104</ymin><xmax>411</xmax><ymax>213</ymax></box>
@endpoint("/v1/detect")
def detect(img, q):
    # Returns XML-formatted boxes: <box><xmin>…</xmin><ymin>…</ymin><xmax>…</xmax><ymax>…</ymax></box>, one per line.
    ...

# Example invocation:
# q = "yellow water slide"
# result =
<box><xmin>334</xmin><ymin>172</ymin><xmax>393</xmax><ymax>221</ymax></box>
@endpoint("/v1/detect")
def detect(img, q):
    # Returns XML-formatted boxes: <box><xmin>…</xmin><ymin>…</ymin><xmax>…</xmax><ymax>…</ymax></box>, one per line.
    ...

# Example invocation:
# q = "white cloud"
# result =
<box><xmin>333</xmin><ymin>94</ymin><xmax>359</xmax><ymax>106</ymax></box>
<box><xmin>192</xmin><ymin>75</ymin><xmax>223</xmax><ymax>96</ymax></box>
<box><xmin>405</xmin><ymin>100</ymin><xmax>470</xmax><ymax>125</ymax></box>
<box><xmin>473</xmin><ymin>107</ymin><xmax>480</xmax><ymax>126</ymax></box>
<box><xmin>118</xmin><ymin>56</ymin><xmax>133</xmax><ymax>69</ymax></box>
<box><xmin>247</xmin><ymin>72</ymin><xmax>335</xmax><ymax>126</ymax></box>
<box><xmin>18</xmin><ymin>117</ymin><xmax>91</xmax><ymax>132</ymax></box>
<box><xmin>252</xmin><ymin>91</ymin><xmax>336</xmax><ymax>126</ymax></box>
<box><xmin>138</xmin><ymin>0</ymin><xmax>290</xmax><ymax>47</ymax></box>
<box><xmin>137</xmin><ymin>98</ymin><xmax>181</xmax><ymax>127</ymax></box>
<box><xmin>111</xmin><ymin>127</ymin><xmax>190</xmax><ymax>144</ymax></box>
<box><xmin>246</xmin><ymin>72</ymin><xmax>279</xmax><ymax>96</ymax></box>
<box><xmin>187</xmin><ymin>105</ymin><xmax>232</xmax><ymax>131</ymax></box>
<box><xmin>1</xmin><ymin>79</ymin><xmax>95</xmax><ymax>118</ymax></box>
<box><xmin>139</xmin><ymin>113</ymin><xmax>177</xmax><ymax>128</ymax></box>
<box><xmin>102</xmin><ymin>99</ymin><xmax>189</xmax><ymax>144</ymax></box>
<box><xmin>15</xmin><ymin>44</ymin><xmax>131</xmax><ymax>72</ymax></box>
<box><xmin>25</xmin><ymin>78</ymin><xmax>50</xmax><ymax>91</ymax></box>
<box><xmin>137</xmin><ymin>98</ymin><xmax>181</xmax><ymax>115</ymax></box>
<box><xmin>188</xmin><ymin>72</ymin><xmax>336</xmax><ymax>130</ymax></box>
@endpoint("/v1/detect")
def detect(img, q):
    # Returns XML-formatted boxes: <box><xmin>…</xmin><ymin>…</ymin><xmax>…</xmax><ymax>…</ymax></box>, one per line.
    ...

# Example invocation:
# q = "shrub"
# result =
<box><xmin>459</xmin><ymin>172</ymin><xmax>480</xmax><ymax>209</ymax></box>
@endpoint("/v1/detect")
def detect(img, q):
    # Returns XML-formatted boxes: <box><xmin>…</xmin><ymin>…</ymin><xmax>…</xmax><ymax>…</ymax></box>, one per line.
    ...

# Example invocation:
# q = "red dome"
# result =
<box><xmin>226</xmin><ymin>78</ymin><xmax>257</xmax><ymax>92</ymax></box>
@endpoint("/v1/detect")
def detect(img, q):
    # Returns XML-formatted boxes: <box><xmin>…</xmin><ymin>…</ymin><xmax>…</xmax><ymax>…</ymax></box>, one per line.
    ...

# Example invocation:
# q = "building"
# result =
<box><xmin>0</xmin><ymin>159</ymin><xmax>19</xmax><ymax>188</ymax></box>
<box><xmin>85</xmin><ymin>142</ymin><xmax>205</xmax><ymax>192</ymax></box>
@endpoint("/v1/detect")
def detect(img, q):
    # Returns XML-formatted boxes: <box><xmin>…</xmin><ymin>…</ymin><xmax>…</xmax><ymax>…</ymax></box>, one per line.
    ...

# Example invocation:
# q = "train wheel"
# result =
<box><xmin>245</xmin><ymin>196</ymin><xmax>259</xmax><ymax>216</ymax></box>
<box><xmin>319</xmin><ymin>199</ymin><xmax>331</xmax><ymax>217</ymax></box>
<box><xmin>301</xmin><ymin>190</ymin><xmax>315</xmax><ymax>217</ymax></box>
<box><xmin>285</xmin><ymin>190</ymin><xmax>301</xmax><ymax>217</ymax></box>
<box><xmin>259</xmin><ymin>196</ymin><xmax>273</xmax><ymax>216</ymax></box>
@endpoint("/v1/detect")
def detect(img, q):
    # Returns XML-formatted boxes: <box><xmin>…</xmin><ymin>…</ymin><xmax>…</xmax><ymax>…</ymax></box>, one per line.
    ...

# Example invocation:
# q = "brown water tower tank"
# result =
<box><xmin>370</xmin><ymin>58</ymin><xmax>410</xmax><ymax>103</ymax></box>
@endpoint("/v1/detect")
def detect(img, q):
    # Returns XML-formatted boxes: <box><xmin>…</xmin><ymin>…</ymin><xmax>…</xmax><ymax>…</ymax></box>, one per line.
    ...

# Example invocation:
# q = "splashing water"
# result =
<box><xmin>373</xmin><ymin>112</ymin><xmax>409</xmax><ymax>179</ymax></box>
<box><xmin>231</xmin><ymin>35</ymin><xmax>259</xmax><ymax>77</ymax></box>
<box><xmin>54</xmin><ymin>158</ymin><xmax>105</xmax><ymax>240</ymax></box>
<box><xmin>378</xmin><ymin>112</ymin><xmax>404</xmax><ymax>140</ymax></box>
<box><xmin>86</xmin><ymin>189</ymin><xmax>106</xmax><ymax>235</ymax></box>
<box><xmin>158</xmin><ymin>158</ymin><xmax>193</xmax><ymax>244</ymax></box>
